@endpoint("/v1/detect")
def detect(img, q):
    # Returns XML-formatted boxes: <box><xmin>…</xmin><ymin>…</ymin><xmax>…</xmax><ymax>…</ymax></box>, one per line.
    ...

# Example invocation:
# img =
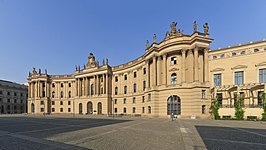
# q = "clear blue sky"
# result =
<box><xmin>0</xmin><ymin>0</ymin><xmax>265</xmax><ymax>83</ymax></box>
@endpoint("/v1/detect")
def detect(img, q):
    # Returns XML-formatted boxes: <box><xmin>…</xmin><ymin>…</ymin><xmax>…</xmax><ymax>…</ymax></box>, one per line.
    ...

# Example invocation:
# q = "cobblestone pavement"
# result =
<box><xmin>0</xmin><ymin>115</ymin><xmax>265</xmax><ymax>150</ymax></box>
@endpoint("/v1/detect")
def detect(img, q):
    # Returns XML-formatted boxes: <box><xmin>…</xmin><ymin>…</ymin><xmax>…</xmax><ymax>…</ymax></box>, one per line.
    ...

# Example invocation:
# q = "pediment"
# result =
<box><xmin>169</xmin><ymin>68</ymin><xmax>179</xmax><ymax>72</ymax></box>
<box><xmin>231</xmin><ymin>65</ymin><xmax>247</xmax><ymax>70</ymax></box>
<box><xmin>210</xmin><ymin>68</ymin><xmax>225</xmax><ymax>72</ymax></box>
<box><xmin>255</xmin><ymin>62</ymin><xmax>266</xmax><ymax>67</ymax></box>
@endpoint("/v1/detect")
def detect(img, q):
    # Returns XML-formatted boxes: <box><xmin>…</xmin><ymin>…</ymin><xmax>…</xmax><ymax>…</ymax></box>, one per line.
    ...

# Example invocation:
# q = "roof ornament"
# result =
<box><xmin>203</xmin><ymin>22</ymin><xmax>209</xmax><ymax>35</ymax></box>
<box><xmin>193</xmin><ymin>21</ymin><xmax>197</xmax><ymax>32</ymax></box>
<box><xmin>146</xmin><ymin>40</ymin><xmax>149</xmax><ymax>49</ymax></box>
<box><xmin>170</xmin><ymin>22</ymin><xmax>177</xmax><ymax>35</ymax></box>
<box><xmin>153</xmin><ymin>34</ymin><xmax>157</xmax><ymax>43</ymax></box>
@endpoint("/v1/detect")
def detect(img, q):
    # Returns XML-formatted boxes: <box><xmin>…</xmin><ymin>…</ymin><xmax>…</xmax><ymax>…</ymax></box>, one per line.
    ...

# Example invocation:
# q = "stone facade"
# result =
<box><xmin>0</xmin><ymin>80</ymin><xmax>28</xmax><ymax>114</ymax></box>
<box><xmin>28</xmin><ymin>22</ymin><xmax>266</xmax><ymax>118</ymax></box>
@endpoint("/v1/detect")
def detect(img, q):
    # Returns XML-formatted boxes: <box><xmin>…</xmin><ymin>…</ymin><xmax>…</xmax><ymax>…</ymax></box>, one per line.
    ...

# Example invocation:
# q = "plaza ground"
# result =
<box><xmin>0</xmin><ymin>115</ymin><xmax>265</xmax><ymax>150</ymax></box>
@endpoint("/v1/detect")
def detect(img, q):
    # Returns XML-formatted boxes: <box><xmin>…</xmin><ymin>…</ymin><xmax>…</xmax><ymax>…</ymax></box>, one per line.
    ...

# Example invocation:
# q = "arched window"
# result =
<box><xmin>171</xmin><ymin>73</ymin><xmax>177</xmax><ymax>85</ymax></box>
<box><xmin>115</xmin><ymin>87</ymin><xmax>118</xmax><ymax>95</ymax></box>
<box><xmin>232</xmin><ymin>52</ymin><xmax>236</xmax><ymax>56</ymax></box>
<box><xmin>240</xmin><ymin>51</ymin><xmax>245</xmax><ymax>55</ymax></box>
<box><xmin>52</xmin><ymin>83</ymin><xmax>55</xmax><ymax>88</ymax></box>
<box><xmin>60</xmin><ymin>91</ymin><xmax>64</xmax><ymax>98</ymax></box>
<box><xmin>133</xmin><ymin>83</ymin><xmax>136</xmax><ymax>93</ymax></box>
<box><xmin>52</xmin><ymin>91</ymin><xmax>55</xmax><ymax>98</ymax></box>
<box><xmin>124</xmin><ymin>86</ymin><xmax>127</xmax><ymax>94</ymax></box>
<box><xmin>101</xmin><ymin>87</ymin><xmax>103</xmax><ymax>94</ymax></box>
<box><xmin>68</xmin><ymin>83</ymin><xmax>71</xmax><ymax>87</ymax></box>
<box><xmin>213</xmin><ymin>56</ymin><xmax>217</xmax><ymax>59</ymax></box>
<box><xmin>115</xmin><ymin>76</ymin><xmax>118</xmax><ymax>82</ymax></box>
<box><xmin>68</xmin><ymin>91</ymin><xmax>71</xmax><ymax>98</ymax></box>
<box><xmin>148</xmin><ymin>106</ymin><xmax>151</xmax><ymax>114</ymax></box>
<box><xmin>171</xmin><ymin>57</ymin><xmax>177</xmax><ymax>65</ymax></box>
<box><xmin>254</xmin><ymin>48</ymin><xmax>259</xmax><ymax>53</ymax></box>
<box><xmin>143</xmin><ymin>68</ymin><xmax>146</xmax><ymax>75</ymax></box>
<box><xmin>91</xmin><ymin>84</ymin><xmax>94</xmax><ymax>95</ymax></box>
<box><xmin>61</xmin><ymin>83</ymin><xmax>64</xmax><ymax>88</ymax></box>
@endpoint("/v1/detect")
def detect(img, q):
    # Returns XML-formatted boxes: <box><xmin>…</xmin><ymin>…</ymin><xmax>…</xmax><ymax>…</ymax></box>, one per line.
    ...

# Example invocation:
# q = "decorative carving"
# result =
<box><xmin>177</xmin><ymin>29</ymin><xmax>183</xmax><ymax>36</ymax></box>
<box><xmin>169</xmin><ymin>68</ymin><xmax>179</xmax><ymax>72</ymax></box>
<box><xmin>153</xmin><ymin>34</ymin><xmax>156</xmax><ymax>43</ymax></box>
<box><xmin>165</xmin><ymin>31</ymin><xmax>170</xmax><ymax>39</ymax></box>
<box><xmin>210</xmin><ymin>68</ymin><xmax>225</xmax><ymax>72</ymax></box>
<box><xmin>255</xmin><ymin>62</ymin><xmax>266</xmax><ymax>67</ymax></box>
<box><xmin>170</xmin><ymin>22</ymin><xmax>177</xmax><ymax>35</ymax></box>
<box><xmin>231</xmin><ymin>65</ymin><xmax>248</xmax><ymax>70</ymax></box>
<box><xmin>193</xmin><ymin>21</ymin><xmax>197</xmax><ymax>32</ymax></box>
<box><xmin>203</xmin><ymin>23</ymin><xmax>209</xmax><ymax>34</ymax></box>
<box><xmin>146</xmin><ymin>40</ymin><xmax>149</xmax><ymax>49</ymax></box>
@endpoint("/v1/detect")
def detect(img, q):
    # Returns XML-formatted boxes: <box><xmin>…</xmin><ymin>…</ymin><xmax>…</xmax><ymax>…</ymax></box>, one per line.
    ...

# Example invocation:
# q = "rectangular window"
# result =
<box><xmin>143</xmin><ymin>81</ymin><xmax>146</xmax><ymax>91</ymax></box>
<box><xmin>134</xmin><ymin>72</ymin><xmax>137</xmax><ymax>78</ymax></box>
<box><xmin>68</xmin><ymin>108</ymin><xmax>71</xmax><ymax>112</ymax></box>
<box><xmin>123</xmin><ymin>98</ymin><xmax>126</xmax><ymax>104</ymax></box>
<box><xmin>68</xmin><ymin>101</ymin><xmax>71</xmax><ymax>105</ymax></box>
<box><xmin>123</xmin><ymin>108</ymin><xmax>126</xmax><ymax>113</ymax></box>
<box><xmin>142</xmin><ymin>96</ymin><xmax>145</xmax><ymax>103</ymax></box>
<box><xmin>52</xmin><ymin>101</ymin><xmax>55</xmax><ymax>105</ymax></box>
<box><xmin>216</xmin><ymin>93</ymin><xmax>223</xmax><ymax>106</ymax></box>
<box><xmin>171</xmin><ymin>57</ymin><xmax>177</xmax><ymax>65</ymax></box>
<box><xmin>201</xmin><ymin>90</ymin><xmax>206</xmax><ymax>99</ymax></box>
<box><xmin>114</xmin><ymin>99</ymin><xmax>117</xmax><ymax>104</ymax></box>
<box><xmin>52</xmin><ymin>108</ymin><xmax>55</xmax><ymax>112</ymax></box>
<box><xmin>148</xmin><ymin>94</ymin><xmax>151</xmax><ymax>101</ymax></box>
<box><xmin>142</xmin><ymin>107</ymin><xmax>145</xmax><ymax>113</ymax></box>
<box><xmin>60</xmin><ymin>101</ymin><xmax>63</xmax><ymax>105</ymax></box>
<box><xmin>133</xmin><ymin>97</ymin><xmax>136</xmax><ymax>104</ymax></box>
<box><xmin>40</xmin><ymin>101</ymin><xmax>44</xmax><ymax>105</ymax></box>
<box><xmin>214</xmin><ymin>74</ymin><xmax>221</xmax><ymax>86</ymax></box>
<box><xmin>133</xmin><ymin>107</ymin><xmax>136</xmax><ymax>113</ymax></box>
<box><xmin>259</xmin><ymin>68</ymin><xmax>266</xmax><ymax>83</ymax></box>
<box><xmin>115</xmin><ymin>76</ymin><xmax>118</xmax><ymax>82</ymax></box>
<box><xmin>40</xmin><ymin>108</ymin><xmax>44</xmax><ymax>112</ymax></box>
<box><xmin>133</xmin><ymin>84</ymin><xmax>136</xmax><ymax>93</ymax></box>
<box><xmin>234</xmin><ymin>71</ymin><xmax>244</xmax><ymax>85</ymax></box>
<box><xmin>202</xmin><ymin>105</ymin><xmax>206</xmax><ymax>114</ymax></box>
<box><xmin>60</xmin><ymin>108</ymin><xmax>63</xmax><ymax>112</ymax></box>
<box><xmin>0</xmin><ymin>91</ymin><xmax>2</xmax><ymax>95</ymax></box>
<box><xmin>124</xmin><ymin>75</ymin><xmax>127</xmax><ymax>80</ymax></box>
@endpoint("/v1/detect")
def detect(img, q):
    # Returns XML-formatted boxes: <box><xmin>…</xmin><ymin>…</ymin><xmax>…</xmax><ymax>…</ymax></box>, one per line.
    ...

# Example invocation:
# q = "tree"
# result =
<box><xmin>261</xmin><ymin>92</ymin><xmax>266</xmax><ymax>121</ymax></box>
<box><xmin>210</xmin><ymin>98</ymin><xmax>220</xmax><ymax>120</ymax></box>
<box><xmin>234</xmin><ymin>94</ymin><xmax>245</xmax><ymax>120</ymax></box>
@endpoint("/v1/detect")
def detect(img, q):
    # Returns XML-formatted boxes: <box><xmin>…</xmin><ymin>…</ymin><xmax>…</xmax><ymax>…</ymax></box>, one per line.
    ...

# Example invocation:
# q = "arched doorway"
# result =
<box><xmin>31</xmin><ymin>103</ymin><xmax>35</xmax><ymax>113</ymax></box>
<box><xmin>79</xmin><ymin>103</ymin><xmax>83</xmax><ymax>114</ymax></box>
<box><xmin>1</xmin><ymin>105</ymin><xmax>4</xmax><ymax>114</ymax></box>
<box><xmin>97</xmin><ymin>102</ymin><xmax>102</xmax><ymax>114</ymax></box>
<box><xmin>167</xmin><ymin>95</ymin><xmax>181</xmax><ymax>115</ymax></box>
<box><xmin>87</xmin><ymin>102</ymin><xmax>93</xmax><ymax>114</ymax></box>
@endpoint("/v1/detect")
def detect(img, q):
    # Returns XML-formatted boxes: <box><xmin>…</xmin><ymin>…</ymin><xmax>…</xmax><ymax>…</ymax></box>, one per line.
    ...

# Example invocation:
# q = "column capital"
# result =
<box><xmin>158</xmin><ymin>55</ymin><xmax>162</xmax><ymax>61</ymax></box>
<box><xmin>204</xmin><ymin>47</ymin><xmax>210</xmax><ymax>53</ymax></box>
<box><xmin>181</xmin><ymin>49</ymin><xmax>187</xmax><ymax>55</ymax></box>
<box><xmin>162</xmin><ymin>54</ymin><xmax>167</xmax><ymax>58</ymax></box>
<box><xmin>187</xmin><ymin>49</ymin><xmax>193</xmax><ymax>55</ymax></box>
<box><xmin>194</xmin><ymin>46</ymin><xmax>199</xmax><ymax>52</ymax></box>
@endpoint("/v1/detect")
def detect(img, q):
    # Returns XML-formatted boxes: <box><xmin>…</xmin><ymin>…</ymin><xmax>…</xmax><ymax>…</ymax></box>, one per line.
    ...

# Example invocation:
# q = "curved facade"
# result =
<box><xmin>28</xmin><ymin>22</ymin><xmax>266</xmax><ymax>118</ymax></box>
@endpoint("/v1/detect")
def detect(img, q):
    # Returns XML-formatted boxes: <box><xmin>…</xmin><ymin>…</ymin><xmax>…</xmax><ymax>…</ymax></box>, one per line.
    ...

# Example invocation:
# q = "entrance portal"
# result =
<box><xmin>97</xmin><ymin>102</ymin><xmax>102</xmax><ymax>114</ymax></box>
<box><xmin>31</xmin><ymin>103</ymin><xmax>35</xmax><ymax>113</ymax></box>
<box><xmin>87</xmin><ymin>102</ymin><xmax>93</xmax><ymax>114</ymax></box>
<box><xmin>167</xmin><ymin>95</ymin><xmax>181</xmax><ymax>115</ymax></box>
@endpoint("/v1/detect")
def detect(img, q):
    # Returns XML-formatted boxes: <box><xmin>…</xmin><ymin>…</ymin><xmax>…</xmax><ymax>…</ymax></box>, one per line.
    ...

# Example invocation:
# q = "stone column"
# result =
<box><xmin>28</xmin><ymin>83</ymin><xmax>31</xmax><ymax>98</ymax></box>
<box><xmin>77</xmin><ymin>79</ymin><xmax>80</xmax><ymax>97</ymax></box>
<box><xmin>45</xmin><ymin>82</ymin><xmax>48</xmax><ymax>97</ymax></box>
<box><xmin>88</xmin><ymin>78</ymin><xmax>90</xmax><ymax>96</ymax></box>
<box><xmin>147</xmin><ymin>60</ymin><xmax>150</xmax><ymax>88</ymax></box>
<box><xmin>106</xmin><ymin>74</ymin><xmax>109</xmax><ymax>95</ymax></box>
<box><xmin>153</xmin><ymin>56</ymin><xmax>157</xmax><ymax>87</ymax></box>
<box><xmin>194</xmin><ymin>47</ymin><xmax>199</xmax><ymax>82</ymax></box>
<box><xmin>94</xmin><ymin>75</ymin><xmax>96</xmax><ymax>95</ymax></box>
<box><xmin>103</xmin><ymin>74</ymin><xmax>106</xmax><ymax>94</ymax></box>
<box><xmin>76</xmin><ymin>79</ymin><xmax>78</xmax><ymax>96</ymax></box>
<box><xmin>162</xmin><ymin>55</ymin><xmax>167</xmax><ymax>85</ymax></box>
<box><xmin>96</xmin><ymin>75</ymin><xmax>99</xmax><ymax>95</ymax></box>
<box><xmin>181</xmin><ymin>49</ymin><xmax>186</xmax><ymax>83</ymax></box>
<box><xmin>204</xmin><ymin>48</ymin><xmax>210</xmax><ymax>83</ymax></box>
<box><xmin>85</xmin><ymin>77</ymin><xmax>88</xmax><ymax>96</ymax></box>
<box><xmin>157</xmin><ymin>56</ymin><xmax>162</xmax><ymax>85</ymax></box>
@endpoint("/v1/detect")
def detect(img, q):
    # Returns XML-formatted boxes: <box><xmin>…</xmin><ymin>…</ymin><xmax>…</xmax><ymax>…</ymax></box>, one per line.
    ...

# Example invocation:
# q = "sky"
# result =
<box><xmin>0</xmin><ymin>0</ymin><xmax>266</xmax><ymax>84</ymax></box>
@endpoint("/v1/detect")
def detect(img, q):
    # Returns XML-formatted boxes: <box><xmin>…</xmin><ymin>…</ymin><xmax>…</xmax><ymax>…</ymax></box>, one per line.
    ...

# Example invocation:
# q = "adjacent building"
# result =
<box><xmin>27</xmin><ymin>22</ymin><xmax>266</xmax><ymax>119</ymax></box>
<box><xmin>0</xmin><ymin>80</ymin><xmax>28</xmax><ymax>114</ymax></box>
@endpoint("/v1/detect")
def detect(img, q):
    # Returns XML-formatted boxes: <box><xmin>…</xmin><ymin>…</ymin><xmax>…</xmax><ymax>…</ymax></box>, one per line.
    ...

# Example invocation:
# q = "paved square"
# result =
<box><xmin>0</xmin><ymin>115</ymin><xmax>265</xmax><ymax>150</ymax></box>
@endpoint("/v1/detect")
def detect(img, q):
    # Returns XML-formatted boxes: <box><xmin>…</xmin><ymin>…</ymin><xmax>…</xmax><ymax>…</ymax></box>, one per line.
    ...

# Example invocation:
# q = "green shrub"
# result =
<box><xmin>262</xmin><ymin>92</ymin><xmax>266</xmax><ymax>121</ymax></box>
<box><xmin>210</xmin><ymin>98</ymin><xmax>220</xmax><ymax>120</ymax></box>
<box><xmin>234</xmin><ymin>94</ymin><xmax>245</xmax><ymax>120</ymax></box>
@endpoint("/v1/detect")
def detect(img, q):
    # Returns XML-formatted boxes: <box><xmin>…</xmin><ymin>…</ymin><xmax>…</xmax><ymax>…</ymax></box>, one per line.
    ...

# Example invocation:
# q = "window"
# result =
<box><xmin>20</xmin><ymin>100</ymin><xmax>23</xmax><ymax>103</ymax></box>
<box><xmin>101</xmin><ymin>77</ymin><xmax>103</xmax><ymax>82</ymax></box>
<box><xmin>240</xmin><ymin>51</ymin><xmax>245</xmax><ymax>55</ymax></box>
<box><xmin>171</xmin><ymin>73</ymin><xmax>177</xmax><ymax>85</ymax></box>
<box><xmin>214</xmin><ymin>74</ymin><xmax>221</xmax><ymax>86</ymax></box>
<box><xmin>134</xmin><ymin>72</ymin><xmax>137</xmax><ymax>78</ymax></box>
<box><xmin>220</xmin><ymin>54</ymin><xmax>225</xmax><ymax>58</ymax></box>
<box><xmin>213</xmin><ymin>56</ymin><xmax>217</xmax><ymax>59</ymax></box>
<box><xmin>52</xmin><ymin>83</ymin><xmax>55</xmax><ymax>88</ymax></box>
<box><xmin>254</xmin><ymin>49</ymin><xmax>259</xmax><ymax>53</ymax></box>
<box><xmin>60</xmin><ymin>91</ymin><xmax>64</xmax><ymax>98</ymax></box>
<box><xmin>123</xmin><ymin>98</ymin><xmax>126</xmax><ymax>104</ymax></box>
<box><xmin>60</xmin><ymin>108</ymin><xmax>63</xmax><ymax>112</ymax></box>
<box><xmin>133</xmin><ymin>107</ymin><xmax>136</xmax><ymax>113</ymax></box>
<box><xmin>202</xmin><ymin>105</ymin><xmax>206</xmax><ymax>114</ymax></box>
<box><xmin>101</xmin><ymin>87</ymin><xmax>103</xmax><ymax>94</ymax></box>
<box><xmin>143</xmin><ymin>81</ymin><xmax>146</xmax><ymax>91</ymax></box>
<box><xmin>68</xmin><ymin>83</ymin><xmax>71</xmax><ymax>87</ymax></box>
<box><xmin>52</xmin><ymin>91</ymin><xmax>55</xmax><ymax>98</ymax></box>
<box><xmin>14</xmin><ymin>92</ymin><xmax>17</xmax><ymax>96</ymax></box>
<box><xmin>143</xmin><ymin>68</ymin><xmax>146</xmax><ymax>75</ymax></box>
<box><xmin>232</xmin><ymin>52</ymin><xmax>236</xmax><ymax>56</ymax></box>
<box><xmin>123</xmin><ymin>108</ymin><xmax>127</xmax><ymax>113</ymax></box>
<box><xmin>20</xmin><ymin>93</ymin><xmax>23</xmax><ymax>97</ymax></box>
<box><xmin>41</xmin><ymin>108</ymin><xmax>44</xmax><ymax>112</ymax></box>
<box><xmin>60</xmin><ymin>101</ymin><xmax>63</xmax><ymax>105</ymax></box>
<box><xmin>40</xmin><ymin>101</ymin><xmax>44</xmax><ymax>105</ymax></box>
<box><xmin>133</xmin><ymin>97</ymin><xmax>136</xmax><ymax>104</ymax></box>
<box><xmin>14</xmin><ymin>99</ymin><xmax>17</xmax><ymax>103</ymax></box>
<box><xmin>142</xmin><ymin>107</ymin><xmax>145</xmax><ymax>113</ymax></box>
<box><xmin>115</xmin><ymin>87</ymin><xmax>118</xmax><ymax>95</ymax></box>
<box><xmin>258</xmin><ymin>91</ymin><xmax>264</xmax><ymax>106</ymax></box>
<box><xmin>61</xmin><ymin>83</ymin><xmax>64</xmax><ymax>88</ymax></box>
<box><xmin>42</xmin><ymin>82</ymin><xmax>45</xmax><ymax>88</ymax></box>
<box><xmin>148</xmin><ymin>94</ymin><xmax>151</xmax><ymax>101</ymax></box>
<box><xmin>114</xmin><ymin>99</ymin><xmax>117</xmax><ymax>104</ymax></box>
<box><xmin>91</xmin><ymin>84</ymin><xmax>94</xmax><ymax>95</ymax></box>
<box><xmin>201</xmin><ymin>90</ymin><xmax>206</xmax><ymax>99</ymax></box>
<box><xmin>52</xmin><ymin>108</ymin><xmax>55</xmax><ymax>112</ymax></box>
<box><xmin>115</xmin><ymin>76</ymin><xmax>118</xmax><ymax>82</ymax></box>
<box><xmin>216</xmin><ymin>93</ymin><xmax>223</xmax><ymax>106</ymax></box>
<box><xmin>7</xmin><ymin>99</ymin><xmax>10</xmax><ymax>103</ymax></box>
<box><xmin>0</xmin><ymin>91</ymin><xmax>2</xmax><ymax>95</ymax></box>
<box><xmin>68</xmin><ymin>101</ymin><xmax>71</xmax><ymax>105</ymax></box>
<box><xmin>42</xmin><ymin>91</ymin><xmax>45</xmax><ymax>97</ymax></box>
<box><xmin>133</xmin><ymin>83</ymin><xmax>136</xmax><ymax>93</ymax></box>
<box><xmin>148</xmin><ymin>106</ymin><xmax>151</xmax><ymax>113</ymax></box>
<box><xmin>259</xmin><ymin>68</ymin><xmax>266</xmax><ymax>83</ymax></box>
<box><xmin>171</xmin><ymin>57</ymin><xmax>177</xmax><ymax>65</ymax></box>
<box><xmin>124</xmin><ymin>75</ymin><xmax>127</xmax><ymax>80</ymax></box>
<box><xmin>68</xmin><ymin>108</ymin><xmax>71</xmax><ymax>112</ymax></box>
<box><xmin>124</xmin><ymin>86</ymin><xmax>127</xmax><ymax>94</ymax></box>
<box><xmin>0</xmin><ymin>98</ymin><xmax>1</xmax><ymax>102</ymax></box>
<box><xmin>7</xmin><ymin>92</ymin><xmax>10</xmax><ymax>95</ymax></box>
<box><xmin>234</xmin><ymin>71</ymin><xmax>244</xmax><ymax>85</ymax></box>
<box><xmin>264</xmin><ymin>47</ymin><xmax>266</xmax><ymax>51</ymax></box>
<box><xmin>114</xmin><ymin>108</ymin><xmax>117</xmax><ymax>113</ymax></box>
<box><xmin>68</xmin><ymin>91</ymin><xmax>71</xmax><ymax>98</ymax></box>
<box><xmin>52</xmin><ymin>101</ymin><xmax>55</xmax><ymax>105</ymax></box>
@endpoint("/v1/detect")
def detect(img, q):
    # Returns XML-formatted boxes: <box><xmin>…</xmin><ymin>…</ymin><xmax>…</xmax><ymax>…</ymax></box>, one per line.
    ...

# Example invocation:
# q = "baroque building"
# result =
<box><xmin>28</xmin><ymin>22</ymin><xmax>266</xmax><ymax>119</ymax></box>
<box><xmin>0</xmin><ymin>80</ymin><xmax>28</xmax><ymax>114</ymax></box>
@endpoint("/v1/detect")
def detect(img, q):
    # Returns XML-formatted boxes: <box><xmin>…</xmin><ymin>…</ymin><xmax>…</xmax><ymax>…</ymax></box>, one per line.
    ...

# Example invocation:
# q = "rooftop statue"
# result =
<box><xmin>146</xmin><ymin>40</ymin><xmax>149</xmax><ymax>49</ymax></box>
<box><xmin>153</xmin><ymin>34</ymin><xmax>157</xmax><ymax>43</ymax></box>
<box><xmin>170</xmin><ymin>22</ymin><xmax>177</xmax><ymax>35</ymax></box>
<box><xmin>38</xmin><ymin>69</ymin><xmax>41</xmax><ymax>74</ymax></box>
<box><xmin>32</xmin><ymin>67</ymin><xmax>37</xmax><ymax>74</ymax></box>
<box><xmin>106</xmin><ymin>58</ymin><xmax>108</xmax><ymax>65</ymax></box>
<box><xmin>193</xmin><ymin>21</ymin><xmax>197</xmax><ymax>32</ymax></box>
<box><xmin>203</xmin><ymin>22</ymin><xmax>209</xmax><ymax>34</ymax></box>
<box><xmin>45</xmin><ymin>69</ymin><xmax>47</xmax><ymax>74</ymax></box>
<box><xmin>177</xmin><ymin>29</ymin><xmax>183</xmax><ymax>36</ymax></box>
<box><xmin>165</xmin><ymin>31</ymin><xmax>170</xmax><ymax>39</ymax></box>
